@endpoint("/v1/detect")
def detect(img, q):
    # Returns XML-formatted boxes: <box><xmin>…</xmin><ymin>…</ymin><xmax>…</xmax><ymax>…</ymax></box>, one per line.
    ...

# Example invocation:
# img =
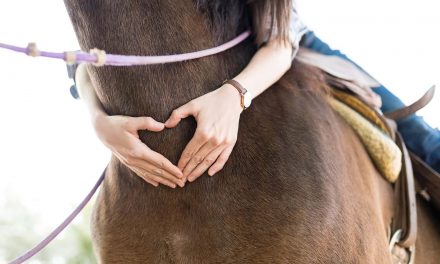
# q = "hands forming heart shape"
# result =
<box><xmin>93</xmin><ymin>83</ymin><xmax>243</xmax><ymax>189</ymax></box>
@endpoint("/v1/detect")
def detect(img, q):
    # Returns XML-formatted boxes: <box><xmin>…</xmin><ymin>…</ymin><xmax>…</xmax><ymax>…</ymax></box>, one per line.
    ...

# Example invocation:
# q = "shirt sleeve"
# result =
<box><xmin>288</xmin><ymin>2</ymin><xmax>309</xmax><ymax>61</ymax></box>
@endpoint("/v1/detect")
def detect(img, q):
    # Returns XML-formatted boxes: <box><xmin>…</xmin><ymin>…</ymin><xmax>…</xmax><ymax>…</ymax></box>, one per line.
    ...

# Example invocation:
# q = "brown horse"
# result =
<box><xmin>63</xmin><ymin>0</ymin><xmax>440</xmax><ymax>263</ymax></box>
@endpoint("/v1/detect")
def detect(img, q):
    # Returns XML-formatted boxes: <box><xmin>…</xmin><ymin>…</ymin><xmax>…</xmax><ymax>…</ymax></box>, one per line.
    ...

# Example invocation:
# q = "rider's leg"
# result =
<box><xmin>299</xmin><ymin>31</ymin><xmax>440</xmax><ymax>173</ymax></box>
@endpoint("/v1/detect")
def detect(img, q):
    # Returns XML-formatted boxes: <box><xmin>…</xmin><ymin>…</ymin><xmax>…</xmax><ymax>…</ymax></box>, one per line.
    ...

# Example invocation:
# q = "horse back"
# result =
<box><xmin>63</xmin><ymin>0</ymin><xmax>396</xmax><ymax>262</ymax></box>
<box><xmin>91</xmin><ymin>62</ymin><xmax>394</xmax><ymax>263</ymax></box>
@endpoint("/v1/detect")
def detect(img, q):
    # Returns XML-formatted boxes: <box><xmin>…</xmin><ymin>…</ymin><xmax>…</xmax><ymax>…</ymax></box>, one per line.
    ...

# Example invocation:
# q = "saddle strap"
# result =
<box><xmin>385</xmin><ymin>86</ymin><xmax>436</xmax><ymax>121</ymax></box>
<box><xmin>410</xmin><ymin>152</ymin><xmax>440</xmax><ymax>211</ymax></box>
<box><xmin>392</xmin><ymin>132</ymin><xmax>417</xmax><ymax>248</ymax></box>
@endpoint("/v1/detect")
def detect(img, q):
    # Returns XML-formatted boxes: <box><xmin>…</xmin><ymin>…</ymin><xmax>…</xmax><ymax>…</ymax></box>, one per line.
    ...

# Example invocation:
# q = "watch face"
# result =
<box><xmin>243</xmin><ymin>92</ymin><xmax>252</xmax><ymax>108</ymax></box>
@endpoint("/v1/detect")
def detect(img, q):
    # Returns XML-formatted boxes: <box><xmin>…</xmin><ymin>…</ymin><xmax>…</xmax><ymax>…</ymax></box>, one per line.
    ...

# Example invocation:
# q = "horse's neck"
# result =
<box><xmin>64</xmin><ymin>0</ymin><xmax>254</xmax><ymax>119</ymax></box>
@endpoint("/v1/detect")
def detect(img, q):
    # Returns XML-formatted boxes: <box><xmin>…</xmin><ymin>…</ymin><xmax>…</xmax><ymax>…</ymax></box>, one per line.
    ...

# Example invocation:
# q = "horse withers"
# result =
<box><xmin>63</xmin><ymin>0</ymin><xmax>440</xmax><ymax>263</ymax></box>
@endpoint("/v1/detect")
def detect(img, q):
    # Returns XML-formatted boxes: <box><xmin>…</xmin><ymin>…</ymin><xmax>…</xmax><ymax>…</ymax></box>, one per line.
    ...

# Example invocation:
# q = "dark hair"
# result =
<box><xmin>196</xmin><ymin>0</ymin><xmax>291</xmax><ymax>46</ymax></box>
<box><xmin>247</xmin><ymin>0</ymin><xmax>292</xmax><ymax>46</ymax></box>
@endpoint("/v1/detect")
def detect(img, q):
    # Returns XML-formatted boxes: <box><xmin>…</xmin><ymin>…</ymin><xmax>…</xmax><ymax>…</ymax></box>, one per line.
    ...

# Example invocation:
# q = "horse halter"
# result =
<box><xmin>4</xmin><ymin>30</ymin><xmax>251</xmax><ymax>264</ymax></box>
<box><xmin>0</xmin><ymin>30</ymin><xmax>251</xmax><ymax>66</ymax></box>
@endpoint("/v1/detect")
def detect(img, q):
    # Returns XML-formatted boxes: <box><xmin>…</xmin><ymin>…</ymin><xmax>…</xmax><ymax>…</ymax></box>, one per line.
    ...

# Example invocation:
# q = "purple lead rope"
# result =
<box><xmin>8</xmin><ymin>168</ymin><xmax>106</xmax><ymax>264</ymax></box>
<box><xmin>0</xmin><ymin>30</ymin><xmax>251</xmax><ymax>66</ymax></box>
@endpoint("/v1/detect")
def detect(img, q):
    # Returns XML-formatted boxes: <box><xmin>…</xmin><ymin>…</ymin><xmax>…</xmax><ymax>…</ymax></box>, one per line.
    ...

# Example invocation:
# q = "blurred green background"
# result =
<box><xmin>0</xmin><ymin>200</ymin><xmax>96</xmax><ymax>264</ymax></box>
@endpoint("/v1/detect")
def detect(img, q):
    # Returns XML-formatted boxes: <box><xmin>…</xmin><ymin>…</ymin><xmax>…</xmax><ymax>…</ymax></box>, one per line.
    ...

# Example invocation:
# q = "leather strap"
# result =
<box><xmin>392</xmin><ymin>131</ymin><xmax>417</xmax><ymax>248</ymax></box>
<box><xmin>224</xmin><ymin>79</ymin><xmax>247</xmax><ymax>94</ymax></box>
<box><xmin>223</xmin><ymin>79</ymin><xmax>247</xmax><ymax>109</ymax></box>
<box><xmin>385</xmin><ymin>86</ymin><xmax>436</xmax><ymax>249</ymax></box>
<box><xmin>410</xmin><ymin>152</ymin><xmax>440</xmax><ymax>211</ymax></box>
<box><xmin>330</xmin><ymin>85</ymin><xmax>419</xmax><ymax>249</ymax></box>
<box><xmin>384</xmin><ymin>85</ymin><xmax>436</xmax><ymax>121</ymax></box>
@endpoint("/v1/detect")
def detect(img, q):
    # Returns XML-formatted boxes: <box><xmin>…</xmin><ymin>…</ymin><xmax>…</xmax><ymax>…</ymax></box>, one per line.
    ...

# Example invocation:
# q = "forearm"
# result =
<box><xmin>76</xmin><ymin>63</ymin><xmax>107</xmax><ymax>121</ymax></box>
<box><xmin>233</xmin><ymin>38</ymin><xmax>293</xmax><ymax>99</ymax></box>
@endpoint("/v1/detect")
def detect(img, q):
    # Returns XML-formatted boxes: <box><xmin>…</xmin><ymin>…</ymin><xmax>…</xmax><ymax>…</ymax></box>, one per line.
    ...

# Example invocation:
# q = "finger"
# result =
<box><xmin>149</xmin><ymin>174</ymin><xmax>178</xmax><ymax>188</ymax></box>
<box><xmin>132</xmin><ymin>164</ymin><xmax>178</xmax><ymax>188</ymax></box>
<box><xmin>114</xmin><ymin>152</ymin><xmax>176</xmax><ymax>188</ymax></box>
<box><xmin>164</xmin><ymin>102</ymin><xmax>196</xmax><ymax>128</ymax></box>
<box><xmin>131</xmin><ymin>158</ymin><xmax>185</xmax><ymax>187</ymax></box>
<box><xmin>130</xmin><ymin>166</ymin><xmax>159</xmax><ymax>187</ymax></box>
<box><xmin>183</xmin><ymin>138</ymin><xmax>219</xmax><ymax>178</ymax></box>
<box><xmin>145</xmin><ymin>178</ymin><xmax>159</xmax><ymax>187</ymax></box>
<box><xmin>208</xmin><ymin>145</ymin><xmax>234</xmax><ymax>176</ymax></box>
<box><xmin>143</xmin><ymin>149</ymin><xmax>184</xmax><ymax>178</ymax></box>
<box><xmin>187</xmin><ymin>145</ymin><xmax>225</xmax><ymax>182</ymax></box>
<box><xmin>178</xmin><ymin>128</ymin><xmax>210</xmax><ymax>170</ymax></box>
<box><xmin>130</xmin><ymin>116</ymin><xmax>165</xmax><ymax>132</ymax></box>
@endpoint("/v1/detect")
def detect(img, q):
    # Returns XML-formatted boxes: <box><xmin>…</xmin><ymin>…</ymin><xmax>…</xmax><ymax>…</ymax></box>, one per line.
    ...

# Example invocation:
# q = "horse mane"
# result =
<box><xmin>195</xmin><ymin>0</ymin><xmax>328</xmax><ymax>95</ymax></box>
<box><xmin>195</xmin><ymin>0</ymin><xmax>250</xmax><ymax>44</ymax></box>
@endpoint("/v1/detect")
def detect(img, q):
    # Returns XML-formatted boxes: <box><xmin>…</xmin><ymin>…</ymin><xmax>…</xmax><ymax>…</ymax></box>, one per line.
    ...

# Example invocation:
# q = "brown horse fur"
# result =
<box><xmin>63</xmin><ymin>0</ymin><xmax>440</xmax><ymax>263</ymax></box>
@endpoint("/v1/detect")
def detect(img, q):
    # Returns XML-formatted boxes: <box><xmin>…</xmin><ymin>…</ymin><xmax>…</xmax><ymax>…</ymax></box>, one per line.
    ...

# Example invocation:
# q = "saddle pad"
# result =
<box><xmin>328</xmin><ymin>97</ymin><xmax>402</xmax><ymax>182</ymax></box>
<box><xmin>331</xmin><ymin>89</ymin><xmax>393</xmax><ymax>137</ymax></box>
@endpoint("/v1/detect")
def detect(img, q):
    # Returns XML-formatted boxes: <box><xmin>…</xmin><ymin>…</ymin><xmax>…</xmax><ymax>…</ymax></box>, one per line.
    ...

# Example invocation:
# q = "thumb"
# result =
<box><xmin>130</xmin><ymin>116</ymin><xmax>165</xmax><ymax>132</ymax></box>
<box><xmin>165</xmin><ymin>102</ymin><xmax>195</xmax><ymax>128</ymax></box>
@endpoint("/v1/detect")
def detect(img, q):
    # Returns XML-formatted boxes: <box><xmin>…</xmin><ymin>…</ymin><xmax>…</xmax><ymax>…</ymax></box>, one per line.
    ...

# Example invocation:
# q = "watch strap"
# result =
<box><xmin>223</xmin><ymin>79</ymin><xmax>247</xmax><ymax>95</ymax></box>
<box><xmin>223</xmin><ymin>79</ymin><xmax>248</xmax><ymax>109</ymax></box>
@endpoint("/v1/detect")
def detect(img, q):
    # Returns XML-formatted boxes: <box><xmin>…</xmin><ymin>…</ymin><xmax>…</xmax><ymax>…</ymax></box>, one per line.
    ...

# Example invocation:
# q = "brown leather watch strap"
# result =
<box><xmin>223</xmin><ymin>79</ymin><xmax>247</xmax><ymax>109</ymax></box>
<box><xmin>223</xmin><ymin>79</ymin><xmax>247</xmax><ymax>94</ymax></box>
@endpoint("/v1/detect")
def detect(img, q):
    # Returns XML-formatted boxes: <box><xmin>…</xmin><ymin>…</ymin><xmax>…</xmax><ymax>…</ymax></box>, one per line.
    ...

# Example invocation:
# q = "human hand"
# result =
<box><xmin>93</xmin><ymin>114</ymin><xmax>185</xmax><ymax>188</ymax></box>
<box><xmin>164</xmin><ymin>84</ymin><xmax>242</xmax><ymax>182</ymax></box>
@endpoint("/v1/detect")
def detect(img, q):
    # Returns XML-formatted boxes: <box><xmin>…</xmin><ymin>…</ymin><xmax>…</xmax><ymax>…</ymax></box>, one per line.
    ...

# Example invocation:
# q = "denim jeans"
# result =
<box><xmin>300</xmin><ymin>31</ymin><xmax>440</xmax><ymax>173</ymax></box>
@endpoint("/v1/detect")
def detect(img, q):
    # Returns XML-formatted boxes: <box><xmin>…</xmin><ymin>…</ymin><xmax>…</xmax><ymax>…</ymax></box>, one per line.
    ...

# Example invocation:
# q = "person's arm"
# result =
<box><xmin>164</xmin><ymin>3</ymin><xmax>310</xmax><ymax>183</ymax></box>
<box><xmin>76</xmin><ymin>64</ymin><xmax>185</xmax><ymax>188</ymax></box>
<box><xmin>164</xmin><ymin>38</ymin><xmax>293</xmax><ymax>182</ymax></box>
<box><xmin>75</xmin><ymin>64</ymin><xmax>106</xmax><ymax>122</ymax></box>
<box><xmin>234</xmin><ymin>38</ymin><xmax>293</xmax><ymax>98</ymax></box>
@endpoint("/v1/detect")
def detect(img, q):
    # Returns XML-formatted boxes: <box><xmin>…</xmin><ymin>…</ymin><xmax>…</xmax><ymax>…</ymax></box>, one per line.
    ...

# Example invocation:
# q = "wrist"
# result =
<box><xmin>91</xmin><ymin>110</ymin><xmax>108</xmax><ymax>128</ymax></box>
<box><xmin>218</xmin><ymin>84</ymin><xmax>244</xmax><ymax>114</ymax></box>
<box><xmin>222</xmin><ymin>79</ymin><xmax>252</xmax><ymax>111</ymax></box>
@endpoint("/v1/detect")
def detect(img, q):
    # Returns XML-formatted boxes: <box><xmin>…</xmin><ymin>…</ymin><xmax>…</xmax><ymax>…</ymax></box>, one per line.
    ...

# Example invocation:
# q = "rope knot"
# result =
<box><xmin>26</xmin><ymin>42</ymin><xmax>40</xmax><ymax>57</ymax></box>
<box><xmin>89</xmin><ymin>48</ymin><xmax>106</xmax><ymax>66</ymax></box>
<box><xmin>64</xmin><ymin>51</ymin><xmax>77</xmax><ymax>65</ymax></box>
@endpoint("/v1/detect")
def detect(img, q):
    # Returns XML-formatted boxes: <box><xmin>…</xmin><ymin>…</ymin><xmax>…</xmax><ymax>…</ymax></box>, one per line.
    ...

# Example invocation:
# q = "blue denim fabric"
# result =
<box><xmin>300</xmin><ymin>31</ymin><xmax>440</xmax><ymax>173</ymax></box>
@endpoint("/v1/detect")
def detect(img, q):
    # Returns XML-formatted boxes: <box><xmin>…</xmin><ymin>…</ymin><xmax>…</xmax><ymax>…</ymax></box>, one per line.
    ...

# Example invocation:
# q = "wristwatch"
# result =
<box><xmin>222</xmin><ymin>79</ymin><xmax>252</xmax><ymax>110</ymax></box>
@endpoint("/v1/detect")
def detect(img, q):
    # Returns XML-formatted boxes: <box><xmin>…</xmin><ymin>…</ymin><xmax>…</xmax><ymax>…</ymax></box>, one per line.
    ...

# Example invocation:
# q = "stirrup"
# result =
<box><xmin>389</xmin><ymin>229</ymin><xmax>415</xmax><ymax>264</ymax></box>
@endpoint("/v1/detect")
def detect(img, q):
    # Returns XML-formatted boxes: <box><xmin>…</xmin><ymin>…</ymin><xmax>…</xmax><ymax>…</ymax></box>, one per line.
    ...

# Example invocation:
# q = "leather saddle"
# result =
<box><xmin>334</xmin><ymin>84</ymin><xmax>437</xmax><ymax>264</ymax></box>
<box><xmin>296</xmin><ymin>47</ymin><xmax>438</xmax><ymax>264</ymax></box>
